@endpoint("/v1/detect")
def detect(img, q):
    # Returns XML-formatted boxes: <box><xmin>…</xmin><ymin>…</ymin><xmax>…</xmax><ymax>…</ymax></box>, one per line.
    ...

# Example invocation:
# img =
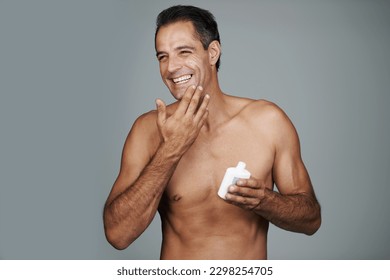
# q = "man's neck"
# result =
<box><xmin>201</xmin><ymin>85</ymin><xmax>232</xmax><ymax>132</ymax></box>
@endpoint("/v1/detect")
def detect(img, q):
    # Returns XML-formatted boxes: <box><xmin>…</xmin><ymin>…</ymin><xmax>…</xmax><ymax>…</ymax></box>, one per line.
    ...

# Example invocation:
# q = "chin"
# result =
<box><xmin>169</xmin><ymin>83</ymin><xmax>197</xmax><ymax>100</ymax></box>
<box><xmin>169</xmin><ymin>90</ymin><xmax>184</xmax><ymax>101</ymax></box>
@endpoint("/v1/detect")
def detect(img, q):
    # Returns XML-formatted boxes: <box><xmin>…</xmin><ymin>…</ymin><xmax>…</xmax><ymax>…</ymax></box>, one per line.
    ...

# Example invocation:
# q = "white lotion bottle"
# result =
<box><xmin>218</xmin><ymin>161</ymin><xmax>251</xmax><ymax>199</ymax></box>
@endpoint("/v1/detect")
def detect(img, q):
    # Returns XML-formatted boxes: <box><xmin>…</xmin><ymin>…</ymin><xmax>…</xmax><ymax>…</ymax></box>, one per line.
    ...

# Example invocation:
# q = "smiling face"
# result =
<box><xmin>155</xmin><ymin>21</ymin><xmax>214</xmax><ymax>100</ymax></box>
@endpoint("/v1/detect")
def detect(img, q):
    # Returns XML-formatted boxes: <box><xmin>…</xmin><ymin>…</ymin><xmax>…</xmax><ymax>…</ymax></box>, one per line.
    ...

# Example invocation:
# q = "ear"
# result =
<box><xmin>208</xmin><ymin>40</ymin><xmax>221</xmax><ymax>67</ymax></box>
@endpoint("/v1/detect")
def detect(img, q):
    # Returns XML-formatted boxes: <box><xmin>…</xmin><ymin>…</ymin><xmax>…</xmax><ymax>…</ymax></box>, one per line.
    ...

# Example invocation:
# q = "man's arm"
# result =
<box><xmin>225</xmin><ymin>104</ymin><xmax>321</xmax><ymax>235</ymax></box>
<box><xmin>103</xmin><ymin>86</ymin><xmax>209</xmax><ymax>249</ymax></box>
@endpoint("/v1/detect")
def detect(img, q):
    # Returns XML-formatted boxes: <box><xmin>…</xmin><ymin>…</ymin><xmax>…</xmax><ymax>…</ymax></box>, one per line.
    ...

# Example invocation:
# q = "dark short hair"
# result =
<box><xmin>155</xmin><ymin>5</ymin><xmax>221</xmax><ymax>71</ymax></box>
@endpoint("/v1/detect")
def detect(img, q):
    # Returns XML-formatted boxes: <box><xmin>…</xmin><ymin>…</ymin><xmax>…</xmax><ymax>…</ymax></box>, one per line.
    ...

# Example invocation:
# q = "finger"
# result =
<box><xmin>236</xmin><ymin>177</ymin><xmax>260</xmax><ymax>189</ymax></box>
<box><xmin>175</xmin><ymin>85</ymin><xmax>196</xmax><ymax>115</ymax></box>
<box><xmin>197</xmin><ymin>107</ymin><xmax>209</xmax><ymax>129</ymax></box>
<box><xmin>155</xmin><ymin>99</ymin><xmax>167</xmax><ymax>127</ymax></box>
<box><xmin>225</xmin><ymin>193</ymin><xmax>260</xmax><ymax>209</ymax></box>
<box><xmin>194</xmin><ymin>93</ymin><xmax>210</xmax><ymax>123</ymax></box>
<box><xmin>228</xmin><ymin>185</ymin><xmax>259</xmax><ymax>198</ymax></box>
<box><xmin>185</xmin><ymin>86</ymin><xmax>203</xmax><ymax>115</ymax></box>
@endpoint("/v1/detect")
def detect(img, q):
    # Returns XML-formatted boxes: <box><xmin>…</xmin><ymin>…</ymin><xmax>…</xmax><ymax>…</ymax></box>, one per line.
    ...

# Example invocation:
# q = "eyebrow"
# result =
<box><xmin>156</xmin><ymin>45</ymin><xmax>195</xmax><ymax>57</ymax></box>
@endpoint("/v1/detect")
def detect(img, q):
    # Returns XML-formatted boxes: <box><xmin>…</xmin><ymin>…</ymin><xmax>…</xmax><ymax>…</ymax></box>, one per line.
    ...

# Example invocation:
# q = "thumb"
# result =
<box><xmin>155</xmin><ymin>98</ymin><xmax>167</xmax><ymax>126</ymax></box>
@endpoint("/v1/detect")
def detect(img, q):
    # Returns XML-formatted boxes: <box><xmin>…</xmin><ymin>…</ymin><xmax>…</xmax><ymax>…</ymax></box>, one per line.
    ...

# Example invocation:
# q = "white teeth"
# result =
<box><xmin>173</xmin><ymin>75</ymin><xmax>192</xmax><ymax>84</ymax></box>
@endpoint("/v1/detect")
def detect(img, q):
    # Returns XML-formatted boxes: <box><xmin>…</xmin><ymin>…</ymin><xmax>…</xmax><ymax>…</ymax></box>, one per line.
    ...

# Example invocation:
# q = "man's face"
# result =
<box><xmin>155</xmin><ymin>21</ymin><xmax>211</xmax><ymax>100</ymax></box>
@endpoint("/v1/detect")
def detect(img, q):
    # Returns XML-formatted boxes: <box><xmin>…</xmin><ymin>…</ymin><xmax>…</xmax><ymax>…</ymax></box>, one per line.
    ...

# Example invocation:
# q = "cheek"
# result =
<box><xmin>186</xmin><ymin>54</ymin><xmax>207</xmax><ymax>69</ymax></box>
<box><xmin>187</xmin><ymin>58</ymin><xmax>210</xmax><ymax>81</ymax></box>
<box><xmin>159</xmin><ymin>63</ymin><xmax>165</xmax><ymax>77</ymax></box>
<box><xmin>185</xmin><ymin>58</ymin><xmax>200</xmax><ymax>70</ymax></box>
<box><xmin>159</xmin><ymin>64</ymin><xmax>171</xmax><ymax>86</ymax></box>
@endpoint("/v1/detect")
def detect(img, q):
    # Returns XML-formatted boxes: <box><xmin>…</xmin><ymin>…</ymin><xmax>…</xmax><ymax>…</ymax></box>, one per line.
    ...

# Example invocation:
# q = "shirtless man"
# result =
<box><xmin>103</xmin><ymin>5</ymin><xmax>321</xmax><ymax>259</ymax></box>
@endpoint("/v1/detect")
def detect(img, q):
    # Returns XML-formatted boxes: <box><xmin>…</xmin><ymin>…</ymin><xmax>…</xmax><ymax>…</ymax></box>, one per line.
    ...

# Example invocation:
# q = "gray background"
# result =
<box><xmin>1</xmin><ymin>0</ymin><xmax>389</xmax><ymax>259</ymax></box>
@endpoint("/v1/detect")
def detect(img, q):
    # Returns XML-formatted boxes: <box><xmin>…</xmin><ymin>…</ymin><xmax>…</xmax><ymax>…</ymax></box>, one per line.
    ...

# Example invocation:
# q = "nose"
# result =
<box><xmin>167</xmin><ymin>56</ymin><xmax>182</xmax><ymax>74</ymax></box>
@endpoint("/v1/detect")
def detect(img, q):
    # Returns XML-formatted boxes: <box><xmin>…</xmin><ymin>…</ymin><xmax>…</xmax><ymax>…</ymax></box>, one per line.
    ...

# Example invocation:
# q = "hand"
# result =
<box><xmin>156</xmin><ymin>85</ymin><xmax>210</xmax><ymax>155</ymax></box>
<box><xmin>225</xmin><ymin>177</ymin><xmax>266</xmax><ymax>211</ymax></box>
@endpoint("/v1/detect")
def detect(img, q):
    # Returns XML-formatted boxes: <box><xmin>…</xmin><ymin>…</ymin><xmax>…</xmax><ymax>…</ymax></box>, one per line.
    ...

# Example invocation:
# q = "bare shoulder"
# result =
<box><xmin>239</xmin><ymin>99</ymin><xmax>293</xmax><ymax>129</ymax></box>
<box><xmin>128</xmin><ymin>110</ymin><xmax>157</xmax><ymax>140</ymax></box>
<box><xmin>234</xmin><ymin>98</ymin><xmax>299</xmax><ymax>151</ymax></box>
<box><xmin>122</xmin><ymin>109</ymin><xmax>161</xmax><ymax>162</ymax></box>
<box><xmin>133</xmin><ymin>110</ymin><xmax>157</xmax><ymax>131</ymax></box>
<box><xmin>127</xmin><ymin>100</ymin><xmax>179</xmax><ymax>145</ymax></box>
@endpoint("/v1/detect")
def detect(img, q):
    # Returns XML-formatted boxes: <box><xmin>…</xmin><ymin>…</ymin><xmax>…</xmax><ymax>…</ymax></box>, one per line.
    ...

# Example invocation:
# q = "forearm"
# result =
<box><xmin>254</xmin><ymin>189</ymin><xmax>321</xmax><ymax>235</ymax></box>
<box><xmin>104</xmin><ymin>142</ymin><xmax>182</xmax><ymax>249</ymax></box>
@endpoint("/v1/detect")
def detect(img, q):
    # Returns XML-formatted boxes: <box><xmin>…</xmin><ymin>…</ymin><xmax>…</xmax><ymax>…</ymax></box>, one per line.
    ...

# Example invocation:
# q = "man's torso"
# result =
<box><xmin>146</xmin><ymin>97</ymin><xmax>276</xmax><ymax>259</ymax></box>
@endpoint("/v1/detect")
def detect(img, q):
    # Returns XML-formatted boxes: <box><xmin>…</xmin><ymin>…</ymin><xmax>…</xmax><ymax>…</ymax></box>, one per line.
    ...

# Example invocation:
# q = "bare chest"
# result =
<box><xmin>164</xmin><ymin>125</ymin><xmax>274</xmax><ymax>206</ymax></box>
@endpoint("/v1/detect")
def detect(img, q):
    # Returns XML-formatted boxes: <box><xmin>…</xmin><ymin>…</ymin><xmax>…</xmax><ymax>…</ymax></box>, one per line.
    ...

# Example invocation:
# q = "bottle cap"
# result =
<box><xmin>236</xmin><ymin>161</ymin><xmax>246</xmax><ymax>170</ymax></box>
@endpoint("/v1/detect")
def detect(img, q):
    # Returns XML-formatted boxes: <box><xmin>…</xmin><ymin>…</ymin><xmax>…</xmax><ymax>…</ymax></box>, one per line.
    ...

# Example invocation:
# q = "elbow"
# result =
<box><xmin>104</xmin><ymin>226</ymin><xmax>135</xmax><ymax>250</ymax></box>
<box><xmin>103</xmin><ymin>211</ymin><xmax>136</xmax><ymax>250</ymax></box>
<box><xmin>106</xmin><ymin>237</ymin><xmax>130</xmax><ymax>251</ymax></box>
<box><xmin>103</xmin><ymin>205</ymin><xmax>134</xmax><ymax>250</ymax></box>
<box><xmin>305</xmin><ymin>216</ymin><xmax>321</xmax><ymax>236</ymax></box>
<box><xmin>305</xmin><ymin>208</ymin><xmax>322</xmax><ymax>236</ymax></box>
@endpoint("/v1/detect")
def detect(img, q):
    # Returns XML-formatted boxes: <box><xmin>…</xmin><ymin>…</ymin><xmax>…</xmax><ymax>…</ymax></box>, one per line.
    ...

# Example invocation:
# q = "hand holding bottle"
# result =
<box><xmin>218</xmin><ymin>162</ymin><xmax>251</xmax><ymax>199</ymax></box>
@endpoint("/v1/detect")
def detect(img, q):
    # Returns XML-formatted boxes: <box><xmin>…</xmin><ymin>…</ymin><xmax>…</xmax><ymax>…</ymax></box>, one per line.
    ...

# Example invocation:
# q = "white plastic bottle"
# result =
<box><xmin>218</xmin><ymin>161</ymin><xmax>251</xmax><ymax>199</ymax></box>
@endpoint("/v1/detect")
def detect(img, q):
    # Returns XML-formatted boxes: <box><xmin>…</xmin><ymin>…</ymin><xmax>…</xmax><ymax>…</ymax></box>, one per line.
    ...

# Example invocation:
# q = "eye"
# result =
<box><xmin>180</xmin><ymin>50</ymin><xmax>191</xmax><ymax>56</ymax></box>
<box><xmin>157</xmin><ymin>55</ymin><xmax>167</xmax><ymax>62</ymax></box>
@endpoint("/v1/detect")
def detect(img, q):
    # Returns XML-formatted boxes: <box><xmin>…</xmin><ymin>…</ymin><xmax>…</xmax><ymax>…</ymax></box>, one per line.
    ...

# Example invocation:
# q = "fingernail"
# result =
<box><xmin>198</xmin><ymin>86</ymin><xmax>203</xmax><ymax>90</ymax></box>
<box><xmin>191</xmin><ymin>85</ymin><xmax>196</xmax><ymax>89</ymax></box>
<box><xmin>205</xmin><ymin>94</ymin><xmax>210</xmax><ymax>99</ymax></box>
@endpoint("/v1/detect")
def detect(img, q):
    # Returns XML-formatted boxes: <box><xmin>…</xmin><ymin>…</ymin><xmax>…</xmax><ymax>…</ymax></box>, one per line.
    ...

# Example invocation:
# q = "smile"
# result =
<box><xmin>172</xmin><ymin>74</ymin><xmax>192</xmax><ymax>84</ymax></box>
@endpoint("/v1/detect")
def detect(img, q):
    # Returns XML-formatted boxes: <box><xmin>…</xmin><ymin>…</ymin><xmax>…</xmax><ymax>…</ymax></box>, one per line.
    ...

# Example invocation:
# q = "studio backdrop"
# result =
<box><xmin>1</xmin><ymin>0</ymin><xmax>389</xmax><ymax>259</ymax></box>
